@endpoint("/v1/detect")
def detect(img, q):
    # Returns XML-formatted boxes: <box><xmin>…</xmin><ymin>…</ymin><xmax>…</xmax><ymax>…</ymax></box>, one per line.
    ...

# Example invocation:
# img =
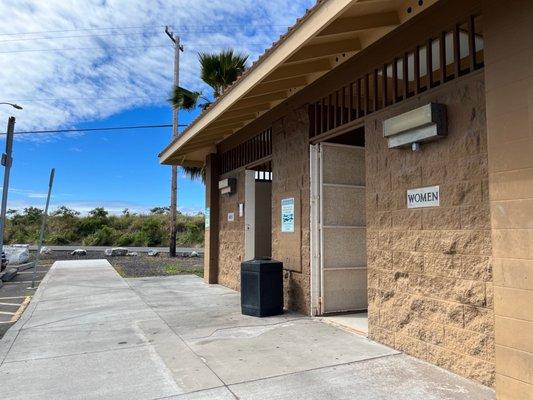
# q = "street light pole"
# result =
<box><xmin>0</xmin><ymin>116</ymin><xmax>15</xmax><ymax>260</ymax></box>
<box><xmin>165</xmin><ymin>26</ymin><xmax>183</xmax><ymax>258</ymax></box>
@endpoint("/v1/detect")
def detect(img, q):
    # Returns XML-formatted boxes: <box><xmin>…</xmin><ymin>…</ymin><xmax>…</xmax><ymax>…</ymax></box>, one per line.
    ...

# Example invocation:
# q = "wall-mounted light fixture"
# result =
<box><xmin>383</xmin><ymin>103</ymin><xmax>447</xmax><ymax>151</ymax></box>
<box><xmin>218</xmin><ymin>178</ymin><xmax>236</xmax><ymax>195</ymax></box>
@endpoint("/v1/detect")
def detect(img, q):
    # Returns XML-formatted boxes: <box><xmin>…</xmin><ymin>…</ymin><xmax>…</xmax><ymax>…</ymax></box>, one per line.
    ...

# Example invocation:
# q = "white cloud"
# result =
<box><xmin>0</xmin><ymin>0</ymin><xmax>315</xmax><ymax>139</ymax></box>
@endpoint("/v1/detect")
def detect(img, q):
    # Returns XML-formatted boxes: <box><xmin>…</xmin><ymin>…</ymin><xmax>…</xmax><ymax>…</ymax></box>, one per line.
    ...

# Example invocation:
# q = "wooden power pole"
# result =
<box><xmin>165</xmin><ymin>26</ymin><xmax>183</xmax><ymax>258</ymax></box>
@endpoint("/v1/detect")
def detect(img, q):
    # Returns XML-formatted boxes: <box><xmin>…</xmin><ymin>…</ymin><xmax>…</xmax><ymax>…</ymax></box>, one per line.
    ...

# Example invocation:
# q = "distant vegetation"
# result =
<box><xmin>5</xmin><ymin>206</ymin><xmax>204</xmax><ymax>247</ymax></box>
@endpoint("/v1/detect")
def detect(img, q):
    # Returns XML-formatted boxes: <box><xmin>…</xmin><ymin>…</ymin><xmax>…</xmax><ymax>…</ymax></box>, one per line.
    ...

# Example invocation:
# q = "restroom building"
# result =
<box><xmin>159</xmin><ymin>1</ymin><xmax>533</xmax><ymax>398</ymax></box>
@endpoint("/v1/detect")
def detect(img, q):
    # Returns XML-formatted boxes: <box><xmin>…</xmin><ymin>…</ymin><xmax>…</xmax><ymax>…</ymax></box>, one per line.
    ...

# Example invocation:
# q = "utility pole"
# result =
<box><xmin>0</xmin><ymin>116</ymin><xmax>15</xmax><ymax>260</ymax></box>
<box><xmin>30</xmin><ymin>168</ymin><xmax>55</xmax><ymax>289</ymax></box>
<box><xmin>165</xmin><ymin>26</ymin><xmax>183</xmax><ymax>258</ymax></box>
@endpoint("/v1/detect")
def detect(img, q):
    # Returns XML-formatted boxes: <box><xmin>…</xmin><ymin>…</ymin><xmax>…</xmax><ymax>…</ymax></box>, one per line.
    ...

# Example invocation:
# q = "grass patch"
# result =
<box><xmin>114</xmin><ymin>264</ymin><xmax>126</xmax><ymax>277</ymax></box>
<box><xmin>164</xmin><ymin>262</ymin><xmax>203</xmax><ymax>277</ymax></box>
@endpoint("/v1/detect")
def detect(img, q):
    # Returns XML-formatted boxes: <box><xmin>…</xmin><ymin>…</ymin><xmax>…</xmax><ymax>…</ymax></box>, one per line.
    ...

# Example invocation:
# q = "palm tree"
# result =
<box><xmin>199</xmin><ymin>50</ymin><xmax>248</xmax><ymax>98</ymax></box>
<box><xmin>170</xmin><ymin>86</ymin><xmax>210</xmax><ymax>112</ymax></box>
<box><xmin>171</xmin><ymin>49</ymin><xmax>248</xmax><ymax>182</ymax></box>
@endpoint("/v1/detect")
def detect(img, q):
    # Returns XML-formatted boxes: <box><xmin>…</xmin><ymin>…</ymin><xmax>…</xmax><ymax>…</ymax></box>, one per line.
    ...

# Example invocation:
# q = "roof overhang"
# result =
<box><xmin>159</xmin><ymin>0</ymin><xmax>439</xmax><ymax>166</ymax></box>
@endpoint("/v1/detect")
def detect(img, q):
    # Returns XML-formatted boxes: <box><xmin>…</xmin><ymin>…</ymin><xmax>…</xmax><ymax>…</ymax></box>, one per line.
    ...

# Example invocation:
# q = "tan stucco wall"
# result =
<box><xmin>483</xmin><ymin>1</ymin><xmax>533</xmax><ymax>398</ymax></box>
<box><xmin>271</xmin><ymin>106</ymin><xmax>311</xmax><ymax>314</ymax></box>
<box><xmin>217</xmin><ymin>169</ymin><xmax>245</xmax><ymax>291</ymax></box>
<box><xmin>215</xmin><ymin>105</ymin><xmax>311</xmax><ymax>312</ymax></box>
<box><xmin>366</xmin><ymin>72</ymin><xmax>495</xmax><ymax>386</ymax></box>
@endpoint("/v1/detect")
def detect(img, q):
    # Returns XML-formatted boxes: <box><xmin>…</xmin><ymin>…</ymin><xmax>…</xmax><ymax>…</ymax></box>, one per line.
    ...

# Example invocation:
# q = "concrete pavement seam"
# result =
<box><xmin>150</xmin><ymin>385</ymin><xmax>230</xmax><ymax>400</ymax></box>
<box><xmin>2</xmin><ymin>342</ymin><xmax>151</xmax><ymax>364</ymax></box>
<box><xmin>123</xmin><ymin>278</ymin><xmax>240</xmax><ymax>400</ymax></box>
<box><xmin>225</xmin><ymin>352</ymin><xmax>404</xmax><ymax>387</ymax></box>
<box><xmin>187</xmin><ymin>317</ymin><xmax>311</xmax><ymax>341</ymax></box>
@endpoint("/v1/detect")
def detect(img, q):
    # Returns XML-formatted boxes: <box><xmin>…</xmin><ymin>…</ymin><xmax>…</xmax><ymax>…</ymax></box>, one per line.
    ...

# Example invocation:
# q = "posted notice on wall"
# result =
<box><xmin>407</xmin><ymin>185</ymin><xmax>440</xmax><ymax>209</ymax></box>
<box><xmin>205</xmin><ymin>207</ymin><xmax>210</xmax><ymax>229</ymax></box>
<box><xmin>281</xmin><ymin>197</ymin><xmax>295</xmax><ymax>233</ymax></box>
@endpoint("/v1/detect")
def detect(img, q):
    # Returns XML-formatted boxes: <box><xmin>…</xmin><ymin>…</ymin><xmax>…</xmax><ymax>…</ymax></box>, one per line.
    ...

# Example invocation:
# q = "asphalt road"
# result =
<box><xmin>28</xmin><ymin>245</ymin><xmax>203</xmax><ymax>254</ymax></box>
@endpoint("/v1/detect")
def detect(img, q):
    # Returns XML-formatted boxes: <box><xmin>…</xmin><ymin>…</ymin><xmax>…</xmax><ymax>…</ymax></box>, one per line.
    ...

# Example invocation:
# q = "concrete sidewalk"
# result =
<box><xmin>0</xmin><ymin>260</ymin><xmax>494</xmax><ymax>400</ymax></box>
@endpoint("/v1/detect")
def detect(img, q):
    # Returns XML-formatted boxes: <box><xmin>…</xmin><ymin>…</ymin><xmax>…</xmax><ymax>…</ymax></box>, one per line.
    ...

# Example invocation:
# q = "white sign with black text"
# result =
<box><xmin>407</xmin><ymin>185</ymin><xmax>440</xmax><ymax>209</ymax></box>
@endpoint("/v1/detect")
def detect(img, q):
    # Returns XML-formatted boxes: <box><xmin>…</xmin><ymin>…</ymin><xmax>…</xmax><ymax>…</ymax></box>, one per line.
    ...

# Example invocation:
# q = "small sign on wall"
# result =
<box><xmin>407</xmin><ymin>186</ymin><xmax>440</xmax><ymax>209</ymax></box>
<box><xmin>281</xmin><ymin>198</ymin><xmax>295</xmax><ymax>233</ymax></box>
<box><xmin>227</xmin><ymin>212</ymin><xmax>235</xmax><ymax>222</ymax></box>
<box><xmin>205</xmin><ymin>207</ymin><xmax>210</xmax><ymax>229</ymax></box>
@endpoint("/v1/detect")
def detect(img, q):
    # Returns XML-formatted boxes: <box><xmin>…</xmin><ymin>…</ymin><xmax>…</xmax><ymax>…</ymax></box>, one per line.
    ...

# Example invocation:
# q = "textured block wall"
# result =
<box><xmin>215</xmin><ymin>104</ymin><xmax>311</xmax><ymax>313</ymax></box>
<box><xmin>271</xmin><ymin>105</ymin><xmax>311</xmax><ymax>314</ymax></box>
<box><xmin>366</xmin><ymin>73</ymin><xmax>495</xmax><ymax>386</ymax></box>
<box><xmin>217</xmin><ymin>169</ymin><xmax>245</xmax><ymax>291</ymax></box>
<box><xmin>484</xmin><ymin>1</ymin><xmax>533</xmax><ymax>398</ymax></box>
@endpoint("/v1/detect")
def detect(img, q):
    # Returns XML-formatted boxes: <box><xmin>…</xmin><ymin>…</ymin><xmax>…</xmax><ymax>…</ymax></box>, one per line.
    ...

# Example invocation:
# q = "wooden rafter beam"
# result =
<box><xmin>221</xmin><ymin>107</ymin><xmax>265</xmax><ymax>120</ymax></box>
<box><xmin>251</xmin><ymin>76</ymin><xmax>309</xmax><ymax>96</ymax></box>
<box><xmin>286</xmin><ymin>38</ymin><xmax>361</xmax><ymax>63</ymax></box>
<box><xmin>216</xmin><ymin>113</ymin><xmax>257</xmax><ymax>124</ymax></box>
<box><xmin>231</xmin><ymin>90</ymin><xmax>288</xmax><ymax>110</ymax></box>
<box><xmin>203</xmin><ymin>121</ymin><xmax>244</xmax><ymax>132</ymax></box>
<box><xmin>263</xmin><ymin>58</ymin><xmax>333</xmax><ymax>82</ymax></box>
<box><xmin>318</xmin><ymin>11</ymin><xmax>400</xmax><ymax>37</ymax></box>
<box><xmin>166</xmin><ymin>157</ymin><xmax>204</xmax><ymax>167</ymax></box>
<box><xmin>195</xmin><ymin>128</ymin><xmax>235</xmax><ymax>139</ymax></box>
<box><xmin>181</xmin><ymin>137</ymin><xmax>228</xmax><ymax>152</ymax></box>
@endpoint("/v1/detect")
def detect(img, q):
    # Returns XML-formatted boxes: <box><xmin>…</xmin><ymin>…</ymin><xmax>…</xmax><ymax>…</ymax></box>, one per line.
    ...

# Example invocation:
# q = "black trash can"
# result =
<box><xmin>241</xmin><ymin>257</ymin><xmax>283</xmax><ymax>317</ymax></box>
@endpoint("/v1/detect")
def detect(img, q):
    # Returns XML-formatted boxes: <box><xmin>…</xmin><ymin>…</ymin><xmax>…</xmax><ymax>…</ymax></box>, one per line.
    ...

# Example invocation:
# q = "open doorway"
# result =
<box><xmin>310</xmin><ymin>127</ymin><xmax>368</xmax><ymax>335</ymax></box>
<box><xmin>244</xmin><ymin>163</ymin><xmax>273</xmax><ymax>260</ymax></box>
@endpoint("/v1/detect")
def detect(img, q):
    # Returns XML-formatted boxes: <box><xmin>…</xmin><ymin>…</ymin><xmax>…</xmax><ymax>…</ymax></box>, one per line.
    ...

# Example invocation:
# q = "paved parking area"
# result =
<box><xmin>0</xmin><ymin>260</ymin><xmax>495</xmax><ymax>400</ymax></box>
<box><xmin>0</xmin><ymin>262</ymin><xmax>51</xmax><ymax>338</ymax></box>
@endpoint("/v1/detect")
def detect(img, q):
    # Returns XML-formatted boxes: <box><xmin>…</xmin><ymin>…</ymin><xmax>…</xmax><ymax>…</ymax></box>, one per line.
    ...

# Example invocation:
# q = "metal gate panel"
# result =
<box><xmin>319</xmin><ymin>143</ymin><xmax>367</xmax><ymax>313</ymax></box>
<box><xmin>321</xmin><ymin>145</ymin><xmax>365</xmax><ymax>186</ymax></box>
<box><xmin>322</xmin><ymin>185</ymin><xmax>366</xmax><ymax>227</ymax></box>
<box><xmin>323</xmin><ymin>268</ymin><xmax>367</xmax><ymax>313</ymax></box>
<box><xmin>322</xmin><ymin>227</ymin><xmax>366</xmax><ymax>269</ymax></box>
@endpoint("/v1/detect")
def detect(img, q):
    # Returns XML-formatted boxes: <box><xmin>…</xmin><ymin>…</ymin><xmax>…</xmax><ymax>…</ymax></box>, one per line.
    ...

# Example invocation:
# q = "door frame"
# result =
<box><xmin>310</xmin><ymin>144</ymin><xmax>321</xmax><ymax>316</ymax></box>
<box><xmin>244</xmin><ymin>169</ymin><xmax>256</xmax><ymax>261</ymax></box>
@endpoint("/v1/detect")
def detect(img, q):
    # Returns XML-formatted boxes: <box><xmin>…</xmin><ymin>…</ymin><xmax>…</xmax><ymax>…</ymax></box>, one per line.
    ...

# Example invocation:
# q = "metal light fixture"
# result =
<box><xmin>383</xmin><ymin>103</ymin><xmax>447</xmax><ymax>150</ymax></box>
<box><xmin>0</xmin><ymin>102</ymin><xmax>23</xmax><ymax>110</ymax></box>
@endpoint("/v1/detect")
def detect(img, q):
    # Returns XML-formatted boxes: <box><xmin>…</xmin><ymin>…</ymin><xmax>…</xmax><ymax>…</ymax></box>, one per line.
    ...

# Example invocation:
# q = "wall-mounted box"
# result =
<box><xmin>383</xmin><ymin>103</ymin><xmax>447</xmax><ymax>149</ymax></box>
<box><xmin>219</xmin><ymin>178</ymin><xmax>236</xmax><ymax>195</ymax></box>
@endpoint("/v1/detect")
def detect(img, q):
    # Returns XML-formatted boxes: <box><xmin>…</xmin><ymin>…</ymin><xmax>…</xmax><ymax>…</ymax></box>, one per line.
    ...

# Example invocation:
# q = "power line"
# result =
<box><xmin>0</xmin><ymin>24</ymin><xmax>165</xmax><ymax>36</ymax></box>
<box><xmin>0</xmin><ymin>31</ymin><xmax>161</xmax><ymax>43</ymax></box>
<box><xmin>0</xmin><ymin>24</ymin><xmax>290</xmax><ymax>37</ymax></box>
<box><xmin>0</xmin><ymin>44</ymin><xmax>172</xmax><ymax>54</ymax></box>
<box><xmin>0</xmin><ymin>123</ymin><xmax>188</xmax><ymax>136</ymax></box>
<box><xmin>0</xmin><ymin>42</ymin><xmax>267</xmax><ymax>54</ymax></box>
<box><xmin>9</xmin><ymin>96</ymin><xmax>168</xmax><ymax>102</ymax></box>
<box><xmin>0</xmin><ymin>26</ymin><xmax>288</xmax><ymax>43</ymax></box>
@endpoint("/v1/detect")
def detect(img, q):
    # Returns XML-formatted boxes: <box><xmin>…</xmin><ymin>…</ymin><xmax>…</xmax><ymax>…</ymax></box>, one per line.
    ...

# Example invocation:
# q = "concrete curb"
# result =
<box><xmin>0</xmin><ymin>268</ymin><xmax>17</xmax><ymax>282</ymax></box>
<box><xmin>15</xmin><ymin>262</ymin><xmax>34</xmax><ymax>272</ymax></box>
<box><xmin>0</xmin><ymin>261</ymin><xmax>56</xmax><ymax>364</ymax></box>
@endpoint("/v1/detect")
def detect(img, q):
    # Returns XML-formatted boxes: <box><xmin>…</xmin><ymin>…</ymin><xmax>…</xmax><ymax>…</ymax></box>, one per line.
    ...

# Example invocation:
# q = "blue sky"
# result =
<box><xmin>6</xmin><ymin>105</ymin><xmax>204</xmax><ymax>214</ymax></box>
<box><xmin>0</xmin><ymin>0</ymin><xmax>314</xmax><ymax>214</ymax></box>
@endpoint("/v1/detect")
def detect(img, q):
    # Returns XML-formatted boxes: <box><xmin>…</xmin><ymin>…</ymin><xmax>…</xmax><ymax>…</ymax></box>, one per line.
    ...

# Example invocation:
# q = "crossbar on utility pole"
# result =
<box><xmin>30</xmin><ymin>168</ymin><xmax>55</xmax><ymax>289</ymax></box>
<box><xmin>165</xmin><ymin>26</ymin><xmax>183</xmax><ymax>258</ymax></box>
<box><xmin>0</xmin><ymin>116</ymin><xmax>15</xmax><ymax>261</ymax></box>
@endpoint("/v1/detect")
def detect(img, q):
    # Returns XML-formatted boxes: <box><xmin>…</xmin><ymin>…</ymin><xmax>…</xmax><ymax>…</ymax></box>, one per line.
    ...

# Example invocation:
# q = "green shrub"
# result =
<box><xmin>83</xmin><ymin>226</ymin><xmax>118</xmax><ymax>246</ymax></box>
<box><xmin>116</xmin><ymin>233</ymin><xmax>135</xmax><ymax>247</ymax></box>
<box><xmin>4</xmin><ymin>206</ymin><xmax>205</xmax><ymax>247</ymax></box>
